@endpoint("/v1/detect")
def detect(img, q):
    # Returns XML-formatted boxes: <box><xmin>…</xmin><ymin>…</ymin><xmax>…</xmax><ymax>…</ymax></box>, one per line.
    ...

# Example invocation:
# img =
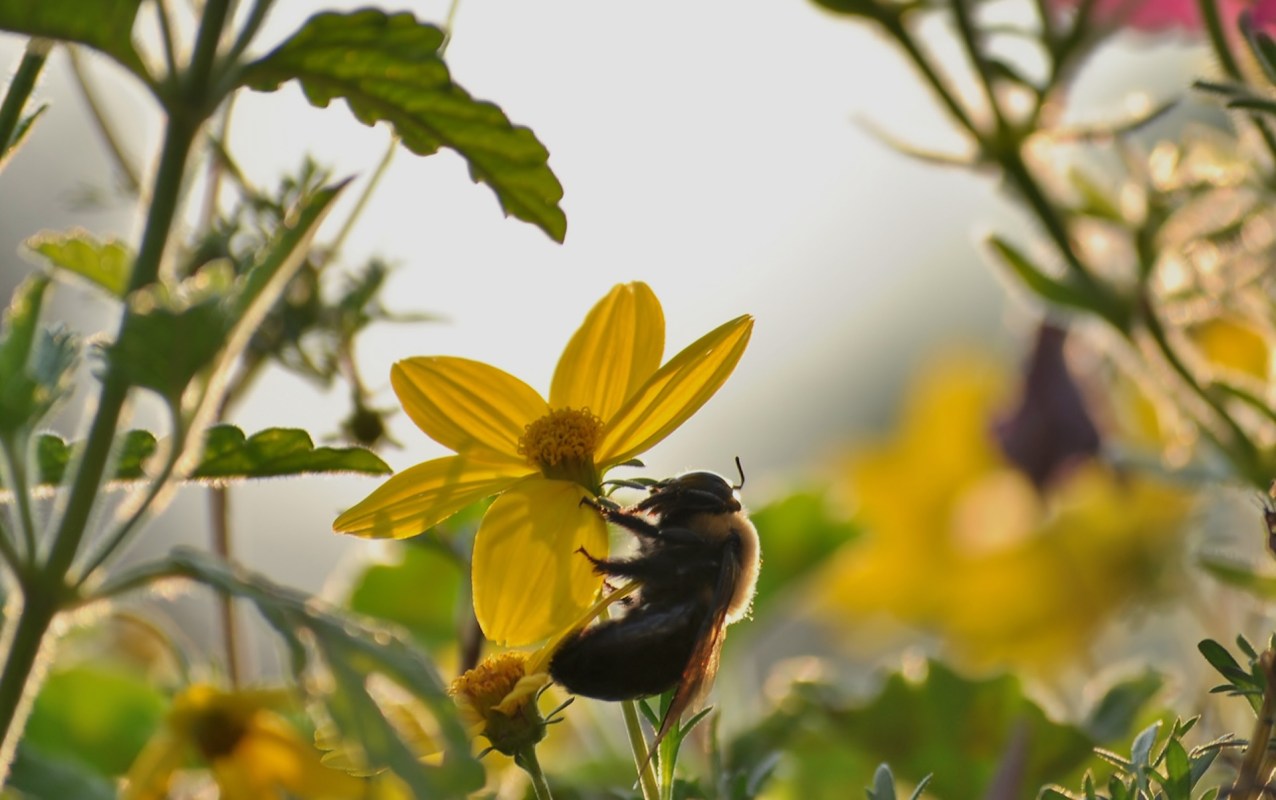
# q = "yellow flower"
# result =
<box><xmin>122</xmin><ymin>683</ymin><xmax>364</xmax><ymax>800</ymax></box>
<box><xmin>450</xmin><ymin>651</ymin><xmax>552</xmax><ymax>757</ymax></box>
<box><xmin>333</xmin><ymin>282</ymin><xmax>753</xmax><ymax>646</ymax></box>
<box><xmin>1188</xmin><ymin>316</ymin><xmax>1270</xmax><ymax>382</ymax></box>
<box><xmin>810</xmin><ymin>352</ymin><xmax>1190</xmax><ymax>671</ymax></box>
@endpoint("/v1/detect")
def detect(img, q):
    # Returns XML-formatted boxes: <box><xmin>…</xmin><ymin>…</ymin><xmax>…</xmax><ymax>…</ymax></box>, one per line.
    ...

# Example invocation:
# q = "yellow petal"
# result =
<box><xmin>596</xmin><ymin>314</ymin><xmax>753</xmax><ymax>466</ymax></box>
<box><xmin>393</xmin><ymin>357</ymin><xmax>549</xmax><ymax>464</ymax></box>
<box><xmin>333</xmin><ymin>456</ymin><xmax>526</xmax><ymax>539</ymax></box>
<box><xmin>549</xmin><ymin>282</ymin><xmax>665</xmax><ymax>420</ymax></box>
<box><xmin>472</xmin><ymin>477</ymin><xmax>608</xmax><ymax>646</ymax></box>
<box><xmin>121</xmin><ymin>729</ymin><xmax>187</xmax><ymax>800</ymax></box>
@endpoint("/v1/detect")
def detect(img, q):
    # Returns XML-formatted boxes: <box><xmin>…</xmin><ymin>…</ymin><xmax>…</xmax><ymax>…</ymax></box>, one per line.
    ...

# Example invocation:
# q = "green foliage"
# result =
<box><xmin>7</xmin><ymin>742</ymin><xmax>116</xmax><ymax>800</ymax></box>
<box><xmin>1040</xmin><ymin>718</ymin><xmax>1221</xmax><ymax>800</ymax></box>
<box><xmin>745</xmin><ymin>490</ymin><xmax>857</xmax><ymax>605</ymax></box>
<box><xmin>18</xmin><ymin>426</ymin><xmax>387</xmax><ymax>489</ymax></box>
<box><xmin>109</xmin><ymin>548</ymin><xmax>486</xmax><ymax>797</ymax></box>
<box><xmin>22</xmin><ymin>666</ymin><xmax>166</xmax><ymax>776</ymax></box>
<box><xmin>723</xmin><ymin>661</ymin><xmax>1161</xmax><ymax>800</ymax></box>
<box><xmin>0</xmin><ymin>0</ymin><xmax>147</xmax><ymax>78</ymax></box>
<box><xmin>190</xmin><ymin>424</ymin><xmax>390</xmax><ymax>480</ymax></box>
<box><xmin>986</xmin><ymin>236</ymin><xmax>1096</xmax><ymax>314</ymax></box>
<box><xmin>108</xmin><ymin>285</ymin><xmax>231</xmax><ymax>405</ymax></box>
<box><xmin>1198</xmin><ymin>636</ymin><xmax>1268</xmax><ymax>715</ymax></box>
<box><xmin>240</xmin><ymin>9</ymin><xmax>567</xmax><ymax>241</ymax></box>
<box><xmin>346</xmin><ymin>539</ymin><xmax>465</xmax><ymax>647</ymax></box>
<box><xmin>866</xmin><ymin>764</ymin><xmax>932</xmax><ymax>800</ymax></box>
<box><xmin>1199</xmin><ymin>556</ymin><xmax>1276</xmax><ymax>605</ymax></box>
<box><xmin>27</xmin><ymin>229</ymin><xmax>132</xmax><ymax>298</ymax></box>
<box><xmin>32</xmin><ymin>429</ymin><xmax>156</xmax><ymax>486</ymax></box>
<box><xmin>0</xmin><ymin>274</ymin><xmax>77</xmax><ymax>437</ymax></box>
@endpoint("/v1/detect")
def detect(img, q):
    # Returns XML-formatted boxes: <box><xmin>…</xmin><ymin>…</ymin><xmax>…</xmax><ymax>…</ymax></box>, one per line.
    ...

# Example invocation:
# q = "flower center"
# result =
<box><xmin>450</xmin><ymin>652</ymin><xmax>528</xmax><ymax>716</ymax></box>
<box><xmin>191</xmin><ymin>706</ymin><xmax>248</xmax><ymax>760</ymax></box>
<box><xmin>517</xmin><ymin>407</ymin><xmax>604</xmax><ymax>486</ymax></box>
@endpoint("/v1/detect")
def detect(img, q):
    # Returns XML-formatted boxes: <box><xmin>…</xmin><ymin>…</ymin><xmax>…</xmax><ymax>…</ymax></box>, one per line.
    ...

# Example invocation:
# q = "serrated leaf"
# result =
<box><xmin>0</xmin><ymin>0</ymin><xmax>147</xmax><ymax>78</ymax></box>
<box><xmin>32</xmin><ymin>429</ymin><xmax>157</xmax><ymax>487</ymax></box>
<box><xmin>108</xmin><ymin>292</ymin><xmax>230</xmax><ymax>404</ymax></box>
<box><xmin>24</xmin><ymin>665</ymin><xmax>166</xmax><ymax>775</ymax></box>
<box><xmin>27</xmin><ymin>229</ymin><xmax>133</xmax><ymax>297</ymax></box>
<box><xmin>190</xmin><ymin>424</ymin><xmax>390</xmax><ymax>480</ymax></box>
<box><xmin>112</xmin><ymin>548</ymin><xmax>484</xmax><ymax>797</ymax></box>
<box><xmin>240</xmin><ymin>9</ymin><xmax>566</xmax><ymax>241</ymax></box>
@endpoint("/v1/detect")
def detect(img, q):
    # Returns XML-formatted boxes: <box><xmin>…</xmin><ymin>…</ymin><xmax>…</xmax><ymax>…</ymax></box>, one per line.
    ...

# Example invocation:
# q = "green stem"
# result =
<box><xmin>950</xmin><ymin>0</ymin><xmax>1008</xmax><ymax>134</ymax></box>
<box><xmin>0</xmin><ymin>39</ymin><xmax>49</xmax><ymax>158</ymax></box>
<box><xmin>515</xmin><ymin>745</ymin><xmax>554</xmax><ymax>800</ymax></box>
<box><xmin>0</xmin><ymin>438</ymin><xmax>39</xmax><ymax>566</ymax></box>
<box><xmin>67</xmin><ymin>46</ymin><xmax>142</xmax><ymax>195</ymax></box>
<box><xmin>0</xmin><ymin>518</ymin><xmax>24</xmax><ymax>580</ymax></box>
<box><xmin>1136</xmin><ymin>297</ymin><xmax>1264</xmax><ymax>487</ymax></box>
<box><xmin>0</xmin><ymin>590</ymin><xmax>57</xmax><ymax>782</ymax></box>
<box><xmin>621</xmin><ymin>698</ymin><xmax>659</xmax><ymax>800</ymax></box>
<box><xmin>0</xmin><ymin>0</ymin><xmax>232</xmax><ymax>769</ymax></box>
<box><xmin>1200</xmin><ymin>0</ymin><xmax>1242</xmax><ymax>81</ymax></box>
<box><xmin>881</xmin><ymin>14</ymin><xmax>980</xmax><ymax>138</ymax></box>
<box><xmin>209</xmin><ymin>485</ymin><xmax>241</xmax><ymax>685</ymax></box>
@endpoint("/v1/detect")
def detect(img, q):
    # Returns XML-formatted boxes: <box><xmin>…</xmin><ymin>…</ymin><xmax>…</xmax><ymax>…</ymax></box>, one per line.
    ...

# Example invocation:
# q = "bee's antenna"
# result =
<box><xmin>733</xmin><ymin>456</ymin><xmax>745</xmax><ymax>491</ymax></box>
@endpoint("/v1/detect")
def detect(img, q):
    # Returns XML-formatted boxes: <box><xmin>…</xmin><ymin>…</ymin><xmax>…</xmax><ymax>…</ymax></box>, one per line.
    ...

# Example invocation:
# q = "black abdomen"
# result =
<box><xmin>549</xmin><ymin>604</ymin><xmax>705</xmax><ymax>700</ymax></box>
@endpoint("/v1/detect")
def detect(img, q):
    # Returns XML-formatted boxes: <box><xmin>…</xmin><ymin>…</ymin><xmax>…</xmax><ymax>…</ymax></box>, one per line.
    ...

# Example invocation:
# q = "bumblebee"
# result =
<box><xmin>548</xmin><ymin>465</ymin><xmax>760</xmax><ymax>742</ymax></box>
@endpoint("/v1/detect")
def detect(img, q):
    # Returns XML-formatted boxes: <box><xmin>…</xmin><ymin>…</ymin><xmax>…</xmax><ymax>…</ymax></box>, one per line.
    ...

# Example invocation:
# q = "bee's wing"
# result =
<box><xmin>652</xmin><ymin>533</ymin><xmax>743</xmax><ymax>749</ymax></box>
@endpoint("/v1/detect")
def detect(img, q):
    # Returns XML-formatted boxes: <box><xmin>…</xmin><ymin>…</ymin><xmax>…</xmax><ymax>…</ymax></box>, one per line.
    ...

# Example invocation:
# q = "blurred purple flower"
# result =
<box><xmin>993</xmin><ymin>323</ymin><xmax>1100</xmax><ymax>490</ymax></box>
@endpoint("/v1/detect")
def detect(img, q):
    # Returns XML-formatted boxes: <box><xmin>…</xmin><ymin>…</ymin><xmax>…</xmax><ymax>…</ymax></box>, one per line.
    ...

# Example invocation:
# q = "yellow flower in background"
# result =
<box><xmin>122</xmin><ymin>683</ymin><xmax>363</xmax><ymax>800</ymax></box>
<box><xmin>1188</xmin><ymin>316</ymin><xmax>1270</xmax><ymax>382</ymax></box>
<box><xmin>333</xmin><ymin>282</ymin><xmax>753</xmax><ymax>646</ymax></box>
<box><xmin>810</xmin><ymin>351</ymin><xmax>1190</xmax><ymax>671</ymax></box>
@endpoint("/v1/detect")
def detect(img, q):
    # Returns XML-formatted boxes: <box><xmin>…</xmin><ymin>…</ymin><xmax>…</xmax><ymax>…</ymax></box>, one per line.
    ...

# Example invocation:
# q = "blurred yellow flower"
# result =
<box><xmin>122</xmin><ymin>683</ymin><xmax>363</xmax><ymax>800</ymax></box>
<box><xmin>811</xmin><ymin>352</ymin><xmax>1190</xmax><ymax>670</ymax></box>
<box><xmin>1188</xmin><ymin>316</ymin><xmax>1270</xmax><ymax>383</ymax></box>
<box><xmin>333</xmin><ymin>282</ymin><xmax>752</xmax><ymax>646</ymax></box>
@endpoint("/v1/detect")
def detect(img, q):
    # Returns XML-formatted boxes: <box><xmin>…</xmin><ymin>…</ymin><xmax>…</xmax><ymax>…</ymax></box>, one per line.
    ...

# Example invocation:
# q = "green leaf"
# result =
<box><xmin>1083</xmin><ymin>671</ymin><xmax>1163</xmax><ymax>744</ymax></box>
<box><xmin>32</xmin><ymin>429</ymin><xmax>157</xmax><ymax>486</ymax></box>
<box><xmin>108</xmin><ymin>287</ymin><xmax>231</xmax><ymax>404</ymax></box>
<box><xmin>27</xmin><ymin>229</ymin><xmax>133</xmax><ymax>297</ymax></box>
<box><xmin>190</xmin><ymin>424</ymin><xmax>390</xmax><ymax>480</ymax></box>
<box><xmin>866</xmin><ymin>763</ymin><xmax>897</xmax><ymax>800</ymax></box>
<box><xmin>986</xmin><ymin>236</ymin><xmax>1095</xmax><ymax>312</ymax></box>
<box><xmin>0</xmin><ymin>0</ymin><xmax>147</xmax><ymax>78</ymax></box>
<box><xmin>0</xmin><ymin>274</ymin><xmax>77</xmax><ymax>436</ymax></box>
<box><xmin>0</xmin><ymin>102</ymin><xmax>46</xmax><ymax>172</ymax></box>
<box><xmin>1199</xmin><ymin>554</ymin><xmax>1276</xmax><ymax>600</ymax></box>
<box><xmin>118</xmin><ymin>548</ymin><xmax>484</xmax><ymax>797</ymax></box>
<box><xmin>346</xmin><ymin>539</ymin><xmax>464</xmax><ymax>647</ymax></box>
<box><xmin>725</xmin><ymin>661</ymin><xmax>1106</xmax><ymax>798</ymax></box>
<box><xmin>1068</xmin><ymin>167</ymin><xmax>1123</xmax><ymax>223</ymax></box>
<box><xmin>746</xmin><ymin>490</ymin><xmax>857</xmax><ymax>606</ymax></box>
<box><xmin>240</xmin><ymin>10</ymin><xmax>566</xmax><ymax>241</ymax></box>
<box><xmin>23</xmin><ymin>665</ymin><xmax>166</xmax><ymax>775</ymax></box>
<box><xmin>1160</xmin><ymin>739</ymin><xmax>1190</xmax><ymax>800</ymax></box>
<box><xmin>8</xmin><ymin>742</ymin><xmax>116</xmax><ymax>800</ymax></box>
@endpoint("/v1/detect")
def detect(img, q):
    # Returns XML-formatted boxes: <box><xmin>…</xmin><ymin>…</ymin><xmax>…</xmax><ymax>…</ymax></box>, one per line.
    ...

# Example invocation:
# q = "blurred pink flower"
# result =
<box><xmin>1054</xmin><ymin>0</ymin><xmax>1276</xmax><ymax>34</ymax></box>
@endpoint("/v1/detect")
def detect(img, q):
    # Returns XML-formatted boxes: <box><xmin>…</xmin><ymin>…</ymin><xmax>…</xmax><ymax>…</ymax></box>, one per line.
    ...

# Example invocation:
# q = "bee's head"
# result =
<box><xmin>637</xmin><ymin>467</ymin><xmax>742</xmax><ymax>519</ymax></box>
